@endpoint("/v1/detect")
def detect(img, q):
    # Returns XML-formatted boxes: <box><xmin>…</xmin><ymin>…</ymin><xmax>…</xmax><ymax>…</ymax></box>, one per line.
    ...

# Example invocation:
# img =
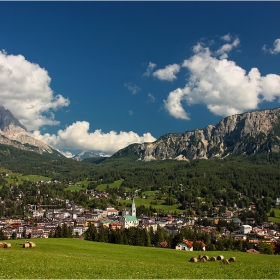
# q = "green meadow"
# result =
<box><xmin>0</xmin><ymin>238</ymin><xmax>279</xmax><ymax>279</ymax></box>
<box><xmin>0</xmin><ymin>168</ymin><xmax>52</xmax><ymax>185</ymax></box>
<box><xmin>268</xmin><ymin>208</ymin><xmax>280</xmax><ymax>223</ymax></box>
<box><xmin>95</xmin><ymin>179</ymin><xmax>123</xmax><ymax>190</ymax></box>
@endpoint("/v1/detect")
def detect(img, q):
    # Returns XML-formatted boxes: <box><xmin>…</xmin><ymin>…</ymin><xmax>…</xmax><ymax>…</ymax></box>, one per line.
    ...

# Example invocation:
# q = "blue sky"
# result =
<box><xmin>0</xmin><ymin>1</ymin><xmax>280</xmax><ymax>156</ymax></box>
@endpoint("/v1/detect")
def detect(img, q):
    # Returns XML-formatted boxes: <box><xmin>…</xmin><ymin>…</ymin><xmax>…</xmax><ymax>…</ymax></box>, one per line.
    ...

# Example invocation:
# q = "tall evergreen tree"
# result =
<box><xmin>97</xmin><ymin>225</ymin><xmax>109</xmax><ymax>243</ymax></box>
<box><xmin>62</xmin><ymin>223</ymin><xmax>70</xmax><ymax>238</ymax></box>
<box><xmin>84</xmin><ymin>223</ymin><xmax>97</xmax><ymax>241</ymax></box>
<box><xmin>54</xmin><ymin>225</ymin><xmax>62</xmax><ymax>238</ymax></box>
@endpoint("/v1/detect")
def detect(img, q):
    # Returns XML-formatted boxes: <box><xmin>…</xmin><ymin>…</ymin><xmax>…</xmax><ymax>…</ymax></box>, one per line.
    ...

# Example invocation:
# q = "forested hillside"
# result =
<box><xmin>0</xmin><ymin>143</ymin><xmax>279</xmax><ymax>218</ymax></box>
<box><xmin>0</xmin><ymin>144</ymin><xmax>94</xmax><ymax>182</ymax></box>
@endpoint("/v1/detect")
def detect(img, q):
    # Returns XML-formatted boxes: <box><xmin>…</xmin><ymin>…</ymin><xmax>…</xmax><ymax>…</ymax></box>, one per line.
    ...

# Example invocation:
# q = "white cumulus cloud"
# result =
<box><xmin>32</xmin><ymin>121</ymin><xmax>156</xmax><ymax>155</ymax></box>
<box><xmin>164</xmin><ymin>88</ymin><xmax>190</xmax><ymax>120</ymax></box>
<box><xmin>0</xmin><ymin>50</ymin><xmax>70</xmax><ymax>131</ymax></box>
<box><xmin>216</xmin><ymin>38</ymin><xmax>240</xmax><ymax>59</ymax></box>
<box><xmin>164</xmin><ymin>37</ymin><xmax>280</xmax><ymax>120</ymax></box>
<box><xmin>263</xmin><ymin>38</ymin><xmax>280</xmax><ymax>54</ymax></box>
<box><xmin>153</xmin><ymin>64</ymin><xmax>180</xmax><ymax>81</ymax></box>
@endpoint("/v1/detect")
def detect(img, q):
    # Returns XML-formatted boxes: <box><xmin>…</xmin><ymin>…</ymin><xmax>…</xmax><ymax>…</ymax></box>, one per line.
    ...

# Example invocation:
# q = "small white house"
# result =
<box><xmin>176</xmin><ymin>240</ymin><xmax>193</xmax><ymax>251</ymax></box>
<box><xmin>240</xmin><ymin>224</ymin><xmax>252</xmax><ymax>234</ymax></box>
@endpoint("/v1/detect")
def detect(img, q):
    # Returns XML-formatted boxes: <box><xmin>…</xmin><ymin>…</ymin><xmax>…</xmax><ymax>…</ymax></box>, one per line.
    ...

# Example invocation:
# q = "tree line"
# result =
<box><xmin>82</xmin><ymin>223</ymin><xmax>277</xmax><ymax>254</ymax></box>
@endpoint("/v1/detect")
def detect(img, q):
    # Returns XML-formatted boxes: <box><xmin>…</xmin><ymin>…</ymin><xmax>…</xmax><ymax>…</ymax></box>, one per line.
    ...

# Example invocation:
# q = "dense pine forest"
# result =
<box><xmin>0</xmin><ymin>143</ymin><xmax>279</xmax><ymax>220</ymax></box>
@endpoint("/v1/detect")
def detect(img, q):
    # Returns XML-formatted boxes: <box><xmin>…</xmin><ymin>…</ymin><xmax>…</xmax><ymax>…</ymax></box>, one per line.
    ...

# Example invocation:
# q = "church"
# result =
<box><xmin>119</xmin><ymin>199</ymin><xmax>139</xmax><ymax>229</ymax></box>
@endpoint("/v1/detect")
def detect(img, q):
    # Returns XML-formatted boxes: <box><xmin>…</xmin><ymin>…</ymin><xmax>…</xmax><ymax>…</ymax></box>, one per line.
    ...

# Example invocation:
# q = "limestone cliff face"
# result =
<box><xmin>0</xmin><ymin>105</ymin><xmax>58</xmax><ymax>155</ymax></box>
<box><xmin>114</xmin><ymin>108</ymin><xmax>280</xmax><ymax>161</ymax></box>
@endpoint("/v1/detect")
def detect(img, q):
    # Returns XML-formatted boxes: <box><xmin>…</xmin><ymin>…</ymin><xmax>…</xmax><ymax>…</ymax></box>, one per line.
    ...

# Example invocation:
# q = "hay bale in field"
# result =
<box><xmin>200</xmin><ymin>257</ymin><xmax>207</xmax><ymax>263</ymax></box>
<box><xmin>23</xmin><ymin>241</ymin><xmax>36</xmax><ymax>248</ymax></box>
<box><xmin>229</xmin><ymin>257</ymin><xmax>236</xmax><ymax>262</ymax></box>
<box><xmin>210</xmin><ymin>256</ymin><xmax>216</xmax><ymax>261</ymax></box>
<box><xmin>22</xmin><ymin>242</ymin><xmax>30</xmax><ymax>248</ymax></box>
<box><xmin>222</xmin><ymin>259</ymin><xmax>229</xmax><ymax>265</ymax></box>
<box><xmin>189</xmin><ymin>257</ymin><xmax>198</xmax><ymax>263</ymax></box>
<box><xmin>3</xmin><ymin>243</ymin><xmax>11</xmax><ymax>248</ymax></box>
<box><xmin>217</xmin><ymin>255</ymin><xmax>224</xmax><ymax>260</ymax></box>
<box><xmin>203</xmin><ymin>255</ymin><xmax>209</xmax><ymax>261</ymax></box>
<box><xmin>28</xmin><ymin>242</ymin><xmax>36</xmax><ymax>248</ymax></box>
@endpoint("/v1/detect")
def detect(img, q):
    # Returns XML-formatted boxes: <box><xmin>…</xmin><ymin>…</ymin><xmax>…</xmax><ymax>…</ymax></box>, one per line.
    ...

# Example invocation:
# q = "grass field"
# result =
<box><xmin>0</xmin><ymin>168</ymin><xmax>52</xmax><ymax>185</ymax></box>
<box><xmin>0</xmin><ymin>238</ymin><xmax>279</xmax><ymax>279</ymax></box>
<box><xmin>96</xmin><ymin>179</ymin><xmax>124</xmax><ymax>191</ymax></box>
<box><xmin>268</xmin><ymin>208</ymin><xmax>280</xmax><ymax>223</ymax></box>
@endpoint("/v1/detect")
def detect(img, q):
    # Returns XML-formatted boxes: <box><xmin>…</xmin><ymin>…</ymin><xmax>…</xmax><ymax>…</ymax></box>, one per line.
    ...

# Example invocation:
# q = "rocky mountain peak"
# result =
<box><xmin>113</xmin><ymin>107</ymin><xmax>280</xmax><ymax>161</ymax></box>
<box><xmin>0</xmin><ymin>105</ymin><xmax>27</xmax><ymax>131</ymax></box>
<box><xmin>0</xmin><ymin>105</ymin><xmax>61</xmax><ymax>156</ymax></box>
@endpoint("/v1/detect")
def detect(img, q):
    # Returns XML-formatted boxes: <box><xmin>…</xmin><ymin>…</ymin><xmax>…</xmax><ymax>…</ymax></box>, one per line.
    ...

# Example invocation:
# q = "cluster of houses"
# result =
<box><xmin>0</xmin><ymin>199</ymin><xmax>139</xmax><ymax>239</ymax></box>
<box><xmin>0</xmin><ymin>197</ymin><xmax>279</xmax><ymax>251</ymax></box>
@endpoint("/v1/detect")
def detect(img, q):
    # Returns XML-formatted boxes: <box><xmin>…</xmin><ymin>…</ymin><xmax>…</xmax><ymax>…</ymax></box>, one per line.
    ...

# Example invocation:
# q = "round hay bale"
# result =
<box><xmin>190</xmin><ymin>257</ymin><xmax>198</xmax><ymax>263</ymax></box>
<box><xmin>217</xmin><ymin>255</ymin><xmax>224</xmax><ymax>260</ymax></box>
<box><xmin>210</xmin><ymin>256</ymin><xmax>216</xmax><ymax>261</ymax></box>
<box><xmin>203</xmin><ymin>255</ymin><xmax>209</xmax><ymax>261</ymax></box>
<box><xmin>28</xmin><ymin>242</ymin><xmax>36</xmax><ymax>248</ymax></box>
<box><xmin>200</xmin><ymin>257</ymin><xmax>206</xmax><ymax>263</ymax></box>
<box><xmin>222</xmin><ymin>259</ymin><xmax>229</xmax><ymax>265</ymax></box>
<box><xmin>22</xmin><ymin>243</ymin><xmax>30</xmax><ymax>248</ymax></box>
<box><xmin>3</xmin><ymin>243</ymin><xmax>11</xmax><ymax>248</ymax></box>
<box><xmin>229</xmin><ymin>257</ymin><xmax>236</xmax><ymax>262</ymax></box>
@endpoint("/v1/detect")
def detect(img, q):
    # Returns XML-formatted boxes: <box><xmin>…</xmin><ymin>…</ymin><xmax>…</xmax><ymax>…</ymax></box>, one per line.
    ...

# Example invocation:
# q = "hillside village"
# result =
<box><xmin>0</xmin><ymin>182</ymin><xmax>279</xmax><ymax>253</ymax></box>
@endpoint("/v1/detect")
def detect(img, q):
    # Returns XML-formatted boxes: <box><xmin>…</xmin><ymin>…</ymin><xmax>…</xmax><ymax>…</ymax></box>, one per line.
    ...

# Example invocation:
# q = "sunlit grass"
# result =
<box><xmin>96</xmin><ymin>179</ymin><xmax>123</xmax><ymax>190</ymax></box>
<box><xmin>268</xmin><ymin>207</ymin><xmax>280</xmax><ymax>223</ymax></box>
<box><xmin>0</xmin><ymin>238</ymin><xmax>279</xmax><ymax>279</ymax></box>
<box><xmin>20</xmin><ymin>174</ymin><xmax>52</xmax><ymax>182</ymax></box>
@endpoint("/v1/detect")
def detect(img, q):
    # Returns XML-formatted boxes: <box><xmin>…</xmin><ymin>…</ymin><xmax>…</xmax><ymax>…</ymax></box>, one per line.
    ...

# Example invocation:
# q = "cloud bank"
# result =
<box><xmin>0</xmin><ymin>50</ymin><xmax>156</xmax><ymax>155</ymax></box>
<box><xmin>32</xmin><ymin>121</ymin><xmax>156</xmax><ymax>155</ymax></box>
<box><xmin>163</xmin><ymin>36</ymin><xmax>280</xmax><ymax>120</ymax></box>
<box><xmin>0</xmin><ymin>50</ymin><xmax>70</xmax><ymax>131</ymax></box>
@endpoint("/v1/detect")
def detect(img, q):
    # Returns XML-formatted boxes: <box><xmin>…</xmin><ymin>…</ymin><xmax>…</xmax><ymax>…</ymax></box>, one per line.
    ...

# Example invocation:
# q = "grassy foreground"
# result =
<box><xmin>0</xmin><ymin>238</ymin><xmax>279</xmax><ymax>279</ymax></box>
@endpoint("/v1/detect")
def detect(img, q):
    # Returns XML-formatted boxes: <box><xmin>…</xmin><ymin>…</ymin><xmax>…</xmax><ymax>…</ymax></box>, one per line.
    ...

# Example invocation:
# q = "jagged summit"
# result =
<box><xmin>0</xmin><ymin>105</ymin><xmax>27</xmax><ymax>131</ymax></box>
<box><xmin>113</xmin><ymin>107</ymin><xmax>280</xmax><ymax>161</ymax></box>
<box><xmin>0</xmin><ymin>105</ymin><xmax>62</xmax><ymax>156</ymax></box>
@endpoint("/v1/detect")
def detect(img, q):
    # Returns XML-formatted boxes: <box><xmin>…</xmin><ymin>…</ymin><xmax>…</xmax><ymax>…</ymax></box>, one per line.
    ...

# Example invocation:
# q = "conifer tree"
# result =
<box><xmin>62</xmin><ymin>223</ymin><xmax>70</xmax><ymax>238</ymax></box>
<box><xmin>54</xmin><ymin>225</ymin><xmax>62</xmax><ymax>238</ymax></box>
<box><xmin>84</xmin><ymin>223</ymin><xmax>97</xmax><ymax>241</ymax></box>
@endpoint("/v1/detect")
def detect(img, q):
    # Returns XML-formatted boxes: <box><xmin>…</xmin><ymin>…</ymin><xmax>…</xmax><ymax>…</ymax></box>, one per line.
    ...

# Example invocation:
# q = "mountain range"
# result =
<box><xmin>1</xmin><ymin>104</ymin><xmax>280</xmax><ymax>161</ymax></box>
<box><xmin>113</xmin><ymin>107</ymin><xmax>280</xmax><ymax>161</ymax></box>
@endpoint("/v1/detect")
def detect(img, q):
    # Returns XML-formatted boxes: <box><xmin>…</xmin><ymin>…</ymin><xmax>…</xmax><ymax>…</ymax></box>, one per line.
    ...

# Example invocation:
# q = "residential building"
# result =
<box><xmin>240</xmin><ymin>225</ymin><xmax>252</xmax><ymax>234</ymax></box>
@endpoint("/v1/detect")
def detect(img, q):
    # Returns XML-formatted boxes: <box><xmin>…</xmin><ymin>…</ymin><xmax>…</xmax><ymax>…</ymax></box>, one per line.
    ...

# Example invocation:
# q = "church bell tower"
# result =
<box><xmin>131</xmin><ymin>198</ymin><xmax>136</xmax><ymax>217</ymax></box>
